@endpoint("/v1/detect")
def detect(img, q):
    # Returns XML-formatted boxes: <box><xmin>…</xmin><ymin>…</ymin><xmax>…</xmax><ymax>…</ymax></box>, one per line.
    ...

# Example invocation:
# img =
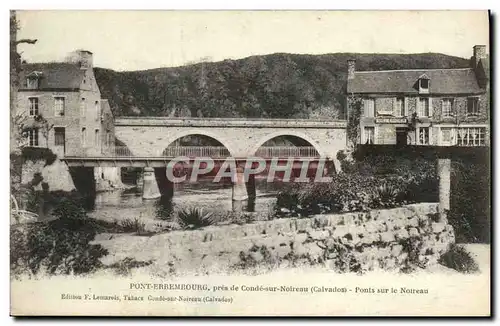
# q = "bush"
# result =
<box><xmin>275</xmin><ymin>169</ymin><xmax>436</xmax><ymax>218</ymax></box>
<box><xmin>449</xmin><ymin>159</ymin><xmax>490</xmax><ymax>243</ymax></box>
<box><xmin>105</xmin><ymin>257</ymin><xmax>154</xmax><ymax>276</ymax></box>
<box><xmin>176</xmin><ymin>207</ymin><xmax>216</xmax><ymax>230</ymax></box>
<box><xmin>10</xmin><ymin>197</ymin><xmax>108</xmax><ymax>277</ymax></box>
<box><xmin>120</xmin><ymin>218</ymin><xmax>146</xmax><ymax>234</ymax></box>
<box><xmin>438</xmin><ymin>244</ymin><xmax>479</xmax><ymax>274</ymax></box>
<box><xmin>21</xmin><ymin>147</ymin><xmax>57</xmax><ymax>165</ymax></box>
<box><xmin>155</xmin><ymin>196</ymin><xmax>174</xmax><ymax>221</ymax></box>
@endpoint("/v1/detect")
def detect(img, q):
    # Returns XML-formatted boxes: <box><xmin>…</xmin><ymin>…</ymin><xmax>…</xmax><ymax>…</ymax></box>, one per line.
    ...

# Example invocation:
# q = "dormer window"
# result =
<box><xmin>26</xmin><ymin>71</ymin><xmax>42</xmax><ymax>89</ymax></box>
<box><xmin>26</xmin><ymin>77</ymin><xmax>39</xmax><ymax>89</ymax></box>
<box><xmin>418</xmin><ymin>74</ymin><xmax>430</xmax><ymax>94</ymax></box>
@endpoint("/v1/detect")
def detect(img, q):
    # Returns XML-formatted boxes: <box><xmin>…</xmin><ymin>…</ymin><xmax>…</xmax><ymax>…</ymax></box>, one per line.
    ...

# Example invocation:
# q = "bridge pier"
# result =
<box><xmin>142</xmin><ymin>167</ymin><xmax>161</xmax><ymax>200</ymax></box>
<box><xmin>232</xmin><ymin>165</ymin><xmax>249</xmax><ymax>212</ymax></box>
<box><xmin>68</xmin><ymin>166</ymin><xmax>96</xmax><ymax>210</ymax></box>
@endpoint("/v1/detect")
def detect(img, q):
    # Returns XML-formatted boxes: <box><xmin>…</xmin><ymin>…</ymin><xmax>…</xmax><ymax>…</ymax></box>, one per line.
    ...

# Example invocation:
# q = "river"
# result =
<box><xmin>87</xmin><ymin>177</ymin><xmax>282</xmax><ymax>222</ymax></box>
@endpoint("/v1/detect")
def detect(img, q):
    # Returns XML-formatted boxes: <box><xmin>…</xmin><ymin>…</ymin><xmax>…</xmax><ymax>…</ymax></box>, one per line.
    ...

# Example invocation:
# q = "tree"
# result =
<box><xmin>10</xmin><ymin>10</ymin><xmax>37</xmax><ymax>154</ymax></box>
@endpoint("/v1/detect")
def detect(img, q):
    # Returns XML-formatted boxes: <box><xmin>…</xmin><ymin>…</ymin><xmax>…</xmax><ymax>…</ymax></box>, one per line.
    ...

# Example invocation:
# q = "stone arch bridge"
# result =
<box><xmin>112</xmin><ymin>117</ymin><xmax>347</xmax><ymax>170</ymax></box>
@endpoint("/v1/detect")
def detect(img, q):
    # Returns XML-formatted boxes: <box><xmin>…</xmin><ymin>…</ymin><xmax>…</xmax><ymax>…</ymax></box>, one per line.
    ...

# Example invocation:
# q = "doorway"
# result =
<box><xmin>54</xmin><ymin>127</ymin><xmax>66</xmax><ymax>156</ymax></box>
<box><xmin>396</xmin><ymin>128</ymin><xmax>408</xmax><ymax>146</ymax></box>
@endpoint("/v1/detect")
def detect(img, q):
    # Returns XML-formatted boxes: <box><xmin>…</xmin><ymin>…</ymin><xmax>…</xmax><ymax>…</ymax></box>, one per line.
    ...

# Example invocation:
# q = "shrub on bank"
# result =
<box><xmin>275</xmin><ymin>170</ymin><xmax>437</xmax><ymax>218</ymax></box>
<box><xmin>10</xmin><ymin>196</ymin><xmax>108</xmax><ymax>277</ymax></box>
<box><xmin>438</xmin><ymin>244</ymin><xmax>479</xmax><ymax>274</ymax></box>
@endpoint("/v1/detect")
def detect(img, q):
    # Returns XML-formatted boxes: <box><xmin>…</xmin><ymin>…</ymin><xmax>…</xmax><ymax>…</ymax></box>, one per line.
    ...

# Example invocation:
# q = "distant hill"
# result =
<box><xmin>94</xmin><ymin>52</ymin><xmax>470</xmax><ymax>119</ymax></box>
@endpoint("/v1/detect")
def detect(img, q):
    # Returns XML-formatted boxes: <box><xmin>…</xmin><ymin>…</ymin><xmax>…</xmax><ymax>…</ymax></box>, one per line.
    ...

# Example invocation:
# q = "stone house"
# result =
<box><xmin>346</xmin><ymin>45</ymin><xmax>490</xmax><ymax>147</ymax></box>
<box><xmin>17</xmin><ymin>50</ymin><xmax>115</xmax><ymax>158</ymax></box>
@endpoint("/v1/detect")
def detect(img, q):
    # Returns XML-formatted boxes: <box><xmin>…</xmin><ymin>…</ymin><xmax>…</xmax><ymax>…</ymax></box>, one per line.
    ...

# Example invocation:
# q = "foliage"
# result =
<box><xmin>94</xmin><ymin>53</ymin><xmax>469</xmax><ymax>118</ymax></box>
<box><xmin>275</xmin><ymin>164</ymin><xmax>437</xmax><ymax>218</ymax></box>
<box><xmin>176</xmin><ymin>207</ymin><xmax>216</xmax><ymax>230</ymax></box>
<box><xmin>448</xmin><ymin>159</ymin><xmax>490</xmax><ymax>243</ymax></box>
<box><xmin>399</xmin><ymin>236</ymin><xmax>426</xmax><ymax>273</ymax></box>
<box><xmin>10</xmin><ymin>196</ymin><xmax>108</xmax><ymax>277</ymax></box>
<box><xmin>104</xmin><ymin>257</ymin><xmax>154</xmax><ymax>276</ymax></box>
<box><xmin>120</xmin><ymin>218</ymin><xmax>146</xmax><ymax>234</ymax></box>
<box><xmin>317</xmin><ymin>238</ymin><xmax>363</xmax><ymax>274</ymax></box>
<box><xmin>346</xmin><ymin>96</ymin><xmax>363</xmax><ymax>147</ymax></box>
<box><xmin>21</xmin><ymin>146</ymin><xmax>57</xmax><ymax>165</ymax></box>
<box><xmin>32</xmin><ymin>114</ymin><xmax>54</xmax><ymax>143</ymax></box>
<box><xmin>438</xmin><ymin>244</ymin><xmax>479</xmax><ymax>274</ymax></box>
<box><xmin>155</xmin><ymin>196</ymin><xmax>174</xmax><ymax>221</ymax></box>
<box><xmin>234</xmin><ymin>245</ymin><xmax>277</xmax><ymax>271</ymax></box>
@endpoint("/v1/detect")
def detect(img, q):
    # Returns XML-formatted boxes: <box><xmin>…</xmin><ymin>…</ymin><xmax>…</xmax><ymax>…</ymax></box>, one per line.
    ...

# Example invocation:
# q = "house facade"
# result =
<box><xmin>346</xmin><ymin>45</ymin><xmax>490</xmax><ymax>147</ymax></box>
<box><xmin>17</xmin><ymin>50</ymin><xmax>115</xmax><ymax>158</ymax></box>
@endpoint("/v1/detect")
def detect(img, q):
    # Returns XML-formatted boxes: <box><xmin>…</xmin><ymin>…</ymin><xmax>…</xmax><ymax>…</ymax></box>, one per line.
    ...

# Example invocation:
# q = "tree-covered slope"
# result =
<box><xmin>94</xmin><ymin>52</ymin><xmax>470</xmax><ymax>119</ymax></box>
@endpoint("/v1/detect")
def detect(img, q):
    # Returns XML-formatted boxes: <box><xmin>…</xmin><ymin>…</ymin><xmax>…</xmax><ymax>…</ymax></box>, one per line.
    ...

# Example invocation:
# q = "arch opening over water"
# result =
<box><xmin>162</xmin><ymin>134</ymin><xmax>231</xmax><ymax>158</ymax></box>
<box><xmin>253</xmin><ymin>134</ymin><xmax>321</xmax><ymax>158</ymax></box>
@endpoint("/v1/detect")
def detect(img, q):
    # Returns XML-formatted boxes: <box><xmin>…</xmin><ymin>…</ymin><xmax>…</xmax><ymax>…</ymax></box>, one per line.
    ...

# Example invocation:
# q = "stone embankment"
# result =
<box><xmin>95</xmin><ymin>203</ymin><xmax>455</xmax><ymax>275</ymax></box>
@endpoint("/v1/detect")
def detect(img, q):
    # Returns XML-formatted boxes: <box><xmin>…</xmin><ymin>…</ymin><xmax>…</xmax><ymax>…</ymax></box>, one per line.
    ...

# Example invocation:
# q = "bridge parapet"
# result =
<box><xmin>115</xmin><ymin>117</ymin><xmax>347</xmax><ymax>129</ymax></box>
<box><xmin>85</xmin><ymin>146</ymin><xmax>322</xmax><ymax>159</ymax></box>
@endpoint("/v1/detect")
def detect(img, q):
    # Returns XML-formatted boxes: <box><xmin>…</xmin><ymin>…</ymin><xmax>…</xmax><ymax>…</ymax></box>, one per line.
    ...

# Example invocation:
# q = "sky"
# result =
<box><xmin>16</xmin><ymin>10</ymin><xmax>490</xmax><ymax>71</ymax></box>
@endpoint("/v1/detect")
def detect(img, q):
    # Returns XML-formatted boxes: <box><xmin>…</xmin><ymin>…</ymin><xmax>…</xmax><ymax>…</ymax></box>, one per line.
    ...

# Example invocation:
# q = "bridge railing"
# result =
<box><xmin>255</xmin><ymin>146</ymin><xmax>319</xmax><ymax>158</ymax></box>
<box><xmin>102</xmin><ymin>146</ymin><xmax>134</xmax><ymax>157</ymax></box>
<box><xmin>161</xmin><ymin>146</ymin><xmax>231</xmax><ymax>158</ymax></box>
<box><xmin>96</xmin><ymin>146</ymin><xmax>320</xmax><ymax>158</ymax></box>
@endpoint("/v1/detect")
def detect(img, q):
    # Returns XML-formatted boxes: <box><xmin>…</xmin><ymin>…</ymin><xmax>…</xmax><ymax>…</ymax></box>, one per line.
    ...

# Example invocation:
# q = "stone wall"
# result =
<box><xmin>21</xmin><ymin>158</ymin><xmax>75</xmax><ymax>192</ymax></box>
<box><xmin>96</xmin><ymin>203</ymin><xmax>455</xmax><ymax>274</ymax></box>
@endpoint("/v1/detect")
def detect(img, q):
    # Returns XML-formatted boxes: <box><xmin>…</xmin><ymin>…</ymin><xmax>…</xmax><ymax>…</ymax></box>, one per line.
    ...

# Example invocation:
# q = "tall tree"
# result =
<box><xmin>10</xmin><ymin>10</ymin><xmax>37</xmax><ymax>154</ymax></box>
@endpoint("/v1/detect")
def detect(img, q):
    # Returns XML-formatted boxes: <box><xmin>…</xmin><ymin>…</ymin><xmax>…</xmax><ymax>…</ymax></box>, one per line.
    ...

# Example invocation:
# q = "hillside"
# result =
<box><xmin>94</xmin><ymin>53</ymin><xmax>471</xmax><ymax>119</ymax></box>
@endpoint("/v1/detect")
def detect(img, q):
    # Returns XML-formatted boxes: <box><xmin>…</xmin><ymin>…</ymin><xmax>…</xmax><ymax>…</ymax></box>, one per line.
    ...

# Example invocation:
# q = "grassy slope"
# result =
<box><xmin>94</xmin><ymin>52</ymin><xmax>470</xmax><ymax>119</ymax></box>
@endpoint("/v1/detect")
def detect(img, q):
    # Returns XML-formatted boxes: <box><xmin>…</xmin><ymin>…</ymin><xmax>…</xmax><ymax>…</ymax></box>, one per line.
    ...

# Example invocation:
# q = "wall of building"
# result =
<box><xmin>17</xmin><ymin>91</ymin><xmax>82</xmax><ymax>157</ymax></box>
<box><xmin>357</xmin><ymin>93</ymin><xmax>489</xmax><ymax>146</ymax></box>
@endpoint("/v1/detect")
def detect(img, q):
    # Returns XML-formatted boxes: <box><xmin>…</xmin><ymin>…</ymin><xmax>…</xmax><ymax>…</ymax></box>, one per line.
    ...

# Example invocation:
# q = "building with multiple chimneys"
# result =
<box><xmin>17</xmin><ymin>49</ymin><xmax>115</xmax><ymax>158</ymax></box>
<box><xmin>346</xmin><ymin>45</ymin><xmax>490</xmax><ymax>147</ymax></box>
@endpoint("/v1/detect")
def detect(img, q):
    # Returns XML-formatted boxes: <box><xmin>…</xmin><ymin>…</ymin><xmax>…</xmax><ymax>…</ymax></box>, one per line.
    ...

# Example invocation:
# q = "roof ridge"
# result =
<box><xmin>355</xmin><ymin>68</ymin><xmax>473</xmax><ymax>73</ymax></box>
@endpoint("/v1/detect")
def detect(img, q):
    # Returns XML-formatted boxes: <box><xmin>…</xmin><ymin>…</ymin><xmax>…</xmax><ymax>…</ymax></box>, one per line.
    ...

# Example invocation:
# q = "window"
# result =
<box><xmin>419</xmin><ymin>78</ymin><xmax>430</xmax><ymax>93</ymax></box>
<box><xmin>81</xmin><ymin>127</ymin><xmax>87</xmax><ymax>147</ymax></box>
<box><xmin>364</xmin><ymin>127</ymin><xmax>375</xmax><ymax>145</ymax></box>
<box><xmin>95</xmin><ymin>101</ymin><xmax>100</xmax><ymax>121</ymax></box>
<box><xmin>440</xmin><ymin>128</ymin><xmax>453</xmax><ymax>146</ymax></box>
<box><xmin>364</xmin><ymin>99</ymin><xmax>375</xmax><ymax>117</ymax></box>
<box><xmin>442</xmin><ymin>99</ymin><xmax>454</xmax><ymax>117</ymax></box>
<box><xmin>106</xmin><ymin>130</ymin><xmax>111</xmax><ymax>147</ymax></box>
<box><xmin>26</xmin><ymin>77</ymin><xmax>39</xmax><ymax>89</ymax></box>
<box><xmin>418</xmin><ymin>98</ymin><xmax>430</xmax><ymax>117</ymax></box>
<box><xmin>418</xmin><ymin>127</ymin><xmax>430</xmax><ymax>145</ymax></box>
<box><xmin>54</xmin><ymin>97</ymin><xmax>65</xmax><ymax>116</ymax></box>
<box><xmin>54</xmin><ymin>127</ymin><xmax>65</xmax><ymax>146</ymax></box>
<box><xmin>27</xmin><ymin>128</ymin><xmax>39</xmax><ymax>146</ymax></box>
<box><xmin>28</xmin><ymin>97</ymin><xmax>39</xmax><ymax>116</ymax></box>
<box><xmin>457</xmin><ymin>127</ymin><xmax>485</xmax><ymax>146</ymax></box>
<box><xmin>467</xmin><ymin>97</ymin><xmax>480</xmax><ymax>116</ymax></box>
<box><xmin>94</xmin><ymin>129</ymin><xmax>100</xmax><ymax>147</ymax></box>
<box><xmin>80</xmin><ymin>98</ymin><xmax>86</xmax><ymax>117</ymax></box>
<box><xmin>395</xmin><ymin>97</ymin><xmax>405</xmax><ymax>116</ymax></box>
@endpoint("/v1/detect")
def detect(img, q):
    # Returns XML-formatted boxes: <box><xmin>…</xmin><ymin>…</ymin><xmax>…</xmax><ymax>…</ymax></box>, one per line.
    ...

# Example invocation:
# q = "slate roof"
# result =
<box><xmin>20</xmin><ymin>63</ymin><xmax>84</xmax><ymax>90</ymax></box>
<box><xmin>347</xmin><ymin>68</ymin><xmax>484</xmax><ymax>95</ymax></box>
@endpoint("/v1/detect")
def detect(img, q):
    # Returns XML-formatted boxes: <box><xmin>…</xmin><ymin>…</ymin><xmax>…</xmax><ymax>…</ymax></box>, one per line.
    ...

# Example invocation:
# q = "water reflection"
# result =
<box><xmin>88</xmin><ymin>177</ymin><xmax>279</xmax><ymax>222</ymax></box>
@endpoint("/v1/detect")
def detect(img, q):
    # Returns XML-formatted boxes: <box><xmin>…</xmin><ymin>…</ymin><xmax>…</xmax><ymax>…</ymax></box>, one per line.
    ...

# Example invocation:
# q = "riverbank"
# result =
<box><xmin>10</xmin><ymin>243</ymin><xmax>490</xmax><ymax>316</ymax></box>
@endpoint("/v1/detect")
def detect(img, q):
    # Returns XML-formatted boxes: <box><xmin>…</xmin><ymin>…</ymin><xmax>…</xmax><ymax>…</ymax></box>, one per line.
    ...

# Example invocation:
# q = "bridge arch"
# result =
<box><xmin>249</xmin><ymin>130</ymin><xmax>325</xmax><ymax>157</ymax></box>
<box><xmin>161</xmin><ymin>129</ymin><xmax>237</xmax><ymax>157</ymax></box>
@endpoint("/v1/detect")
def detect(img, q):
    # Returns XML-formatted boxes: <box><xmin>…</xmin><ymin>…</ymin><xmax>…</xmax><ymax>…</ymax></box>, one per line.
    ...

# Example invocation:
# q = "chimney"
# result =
<box><xmin>66</xmin><ymin>49</ymin><xmax>93</xmax><ymax>69</ymax></box>
<box><xmin>473</xmin><ymin>45</ymin><xmax>487</xmax><ymax>68</ymax></box>
<box><xmin>347</xmin><ymin>59</ymin><xmax>356</xmax><ymax>80</ymax></box>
